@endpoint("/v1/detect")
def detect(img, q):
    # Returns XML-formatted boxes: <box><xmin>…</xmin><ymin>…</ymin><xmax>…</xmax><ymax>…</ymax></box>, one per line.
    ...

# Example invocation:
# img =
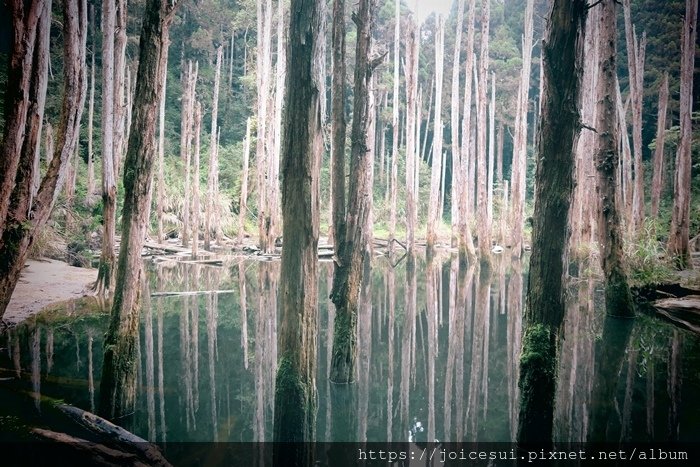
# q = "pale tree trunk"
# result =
<box><xmin>256</xmin><ymin>0</ymin><xmax>274</xmax><ymax>253</ymax></box>
<box><xmin>270</xmin><ymin>0</ymin><xmax>286</xmax><ymax>246</ymax></box>
<box><xmin>595</xmin><ymin>0</ymin><xmax>635</xmax><ymax>316</ymax></box>
<box><xmin>496</xmin><ymin>122</ymin><xmax>503</xmax><ymax>183</ymax></box>
<box><xmin>329</xmin><ymin>0</ymin><xmax>347</xmax><ymax>253</ymax></box>
<box><xmin>156</xmin><ymin>49</ymin><xmax>167</xmax><ymax>243</ymax></box>
<box><xmin>668</xmin><ymin>0</ymin><xmax>697</xmax><ymax>269</ymax></box>
<box><xmin>427</xmin><ymin>14</ymin><xmax>445</xmax><ymax>249</ymax></box>
<box><xmin>405</xmin><ymin>18</ymin><xmax>419</xmax><ymax>252</ymax></box>
<box><xmin>623</xmin><ymin>0</ymin><xmax>647</xmax><ymax>233</ymax></box>
<box><xmin>205</xmin><ymin>46</ymin><xmax>223</xmax><ymax>251</ymax></box>
<box><xmin>421</xmin><ymin>79</ymin><xmax>433</xmax><ymax>164</ymax></box>
<box><xmin>229</xmin><ymin>29</ymin><xmax>235</xmax><ymax>88</ymax></box>
<box><xmin>389</xmin><ymin>0</ymin><xmax>400</xmax><ymax>245</ymax></box>
<box><xmin>192</xmin><ymin>102</ymin><xmax>202</xmax><ymax>257</ymax></box>
<box><xmin>487</xmin><ymin>72</ymin><xmax>495</xmax><ymax>227</ymax></box>
<box><xmin>85</xmin><ymin>4</ymin><xmax>96</xmax><ymax>207</ymax></box>
<box><xmin>181</xmin><ymin>61</ymin><xmax>198</xmax><ymax>247</ymax></box>
<box><xmin>650</xmin><ymin>73</ymin><xmax>669</xmax><ymax>219</ymax></box>
<box><xmin>99</xmin><ymin>0</ymin><xmax>177</xmax><ymax>420</ymax></box>
<box><xmin>458</xmin><ymin>1</ymin><xmax>477</xmax><ymax>259</ymax></box>
<box><xmin>97</xmin><ymin>0</ymin><xmax>117</xmax><ymax>295</ymax></box>
<box><xmin>238</xmin><ymin>117</ymin><xmax>252</xmax><ymax>243</ymax></box>
<box><xmin>450</xmin><ymin>0</ymin><xmax>465</xmax><ymax>246</ymax></box>
<box><xmin>272</xmin><ymin>0</ymin><xmax>324</xmax><ymax>456</ymax></box>
<box><xmin>329</xmin><ymin>0</ymin><xmax>382</xmax><ymax>384</ymax></box>
<box><xmin>0</xmin><ymin>0</ymin><xmax>87</xmax><ymax>319</ymax></box>
<box><xmin>113</xmin><ymin>0</ymin><xmax>127</xmax><ymax>179</ymax></box>
<box><xmin>510</xmin><ymin>0</ymin><xmax>534</xmax><ymax>256</ymax></box>
<box><xmin>616</xmin><ymin>77</ymin><xmax>634</xmax><ymax>232</ymax></box>
<box><xmin>476</xmin><ymin>0</ymin><xmax>491</xmax><ymax>256</ymax></box>
<box><xmin>518</xmin><ymin>0</ymin><xmax>586</xmax><ymax>444</ymax></box>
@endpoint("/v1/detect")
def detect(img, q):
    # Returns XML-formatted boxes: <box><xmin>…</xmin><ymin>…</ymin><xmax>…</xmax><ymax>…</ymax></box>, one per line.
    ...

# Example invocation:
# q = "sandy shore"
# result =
<box><xmin>3</xmin><ymin>258</ymin><xmax>97</xmax><ymax>324</ymax></box>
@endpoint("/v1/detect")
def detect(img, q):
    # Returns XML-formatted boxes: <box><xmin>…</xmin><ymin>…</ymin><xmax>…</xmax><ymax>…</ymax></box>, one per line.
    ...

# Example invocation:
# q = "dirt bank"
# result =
<box><xmin>3</xmin><ymin>258</ymin><xmax>97</xmax><ymax>325</ymax></box>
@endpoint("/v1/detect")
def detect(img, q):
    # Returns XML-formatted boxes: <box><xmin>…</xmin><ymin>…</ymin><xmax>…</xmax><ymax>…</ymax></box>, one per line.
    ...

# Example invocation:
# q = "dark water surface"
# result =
<box><xmin>1</xmin><ymin>254</ymin><xmax>699</xmax><ymax>443</ymax></box>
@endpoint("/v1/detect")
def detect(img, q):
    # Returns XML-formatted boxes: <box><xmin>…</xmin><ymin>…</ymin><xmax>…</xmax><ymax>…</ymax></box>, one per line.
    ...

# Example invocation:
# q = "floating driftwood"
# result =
<box><xmin>652</xmin><ymin>295</ymin><xmax>700</xmax><ymax>335</ymax></box>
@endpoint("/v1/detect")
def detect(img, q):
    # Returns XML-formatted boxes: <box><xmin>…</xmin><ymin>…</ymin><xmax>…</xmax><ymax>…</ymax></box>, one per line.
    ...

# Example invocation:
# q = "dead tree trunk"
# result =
<box><xmin>273</xmin><ymin>0</ymin><xmax>324</xmax><ymax>456</ymax></box>
<box><xmin>405</xmin><ymin>17</ymin><xmax>419</xmax><ymax>252</ymax></box>
<box><xmin>487</xmin><ymin>72</ymin><xmax>495</xmax><ymax>227</ymax></box>
<box><xmin>517</xmin><ymin>0</ymin><xmax>586</xmax><ymax>444</ymax></box>
<box><xmin>458</xmin><ymin>1</ymin><xmax>477</xmax><ymax>259</ymax></box>
<box><xmin>389</xmin><ymin>0</ymin><xmax>400</xmax><ymax>245</ymax></box>
<box><xmin>85</xmin><ymin>4</ymin><xmax>96</xmax><ymax>207</ymax></box>
<box><xmin>427</xmin><ymin>14</ymin><xmax>445</xmax><ymax>249</ymax></box>
<box><xmin>113</xmin><ymin>0</ymin><xmax>127</xmax><ymax>179</ymax></box>
<box><xmin>238</xmin><ymin>117</ymin><xmax>252</xmax><ymax>243</ymax></box>
<box><xmin>450</xmin><ymin>0</ymin><xmax>465</xmax><ymax>246</ymax></box>
<box><xmin>510</xmin><ymin>0</ymin><xmax>534</xmax><ymax>256</ymax></box>
<box><xmin>192</xmin><ymin>102</ymin><xmax>202</xmax><ymax>257</ymax></box>
<box><xmin>623</xmin><ymin>0</ymin><xmax>647</xmax><ymax>233</ymax></box>
<box><xmin>96</xmin><ymin>0</ymin><xmax>117</xmax><ymax>295</ymax></box>
<box><xmin>99</xmin><ymin>0</ymin><xmax>177</xmax><ymax>421</ymax></box>
<box><xmin>156</xmin><ymin>48</ymin><xmax>167</xmax><ymax>243</ymax></box>
<box><xmin>595</xmin><ymin>0</ymin><xmax>635</xmax><ymax>316</ymax></box>
<box><xmin>330</xmin><ymin>0</ymin><xmax>347</xmax><ymax>257</ymax></box>
<box><xmin>0</xmin><ymin>0</ymin><xmax>87</xmax><ymax>319</ymax></box>
<box><xmin>668</xmin><ymin>0</ymin><xmax>697</xmax><ymax>269</ymax></box>
<box><xmin>476</xmin><ymin>0</ymin><xmax>491</xmax><ymax>256</ymax></box>
<box><xmin>329</xmin><ymin>0</ymin><xmax>382</xmax><ymax>384</ymax></box>
<box><xmin>650</xmin><ymin>73</ymin><xmax>669</xmax><ymax>219</ymax></box>
<box><xmin>205</xmin><ymin>46</ymin><xmax>223</xmax><ymax>251</ymax></box>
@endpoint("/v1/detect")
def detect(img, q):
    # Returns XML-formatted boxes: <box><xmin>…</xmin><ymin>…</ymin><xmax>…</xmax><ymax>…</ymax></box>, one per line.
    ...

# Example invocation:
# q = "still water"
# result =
<box><xmin>2</xmin><ymin>254</ymin><xmax>699</xmax><ymax>443</ymax></box>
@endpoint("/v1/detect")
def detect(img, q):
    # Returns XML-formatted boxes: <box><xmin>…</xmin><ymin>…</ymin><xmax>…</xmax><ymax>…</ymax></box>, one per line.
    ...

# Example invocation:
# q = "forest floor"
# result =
<box><xmin>3</xmin><ymin>258</ymin><xmax>97</xmax><ymax>325</ymax></box>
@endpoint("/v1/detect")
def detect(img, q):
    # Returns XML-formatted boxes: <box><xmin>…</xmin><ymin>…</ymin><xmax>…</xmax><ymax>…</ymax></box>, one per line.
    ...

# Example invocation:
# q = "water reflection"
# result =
<box><xmin>2</xmin><ymin>254</ymin><xmax>700</xmax><ymax>444</ymax></box>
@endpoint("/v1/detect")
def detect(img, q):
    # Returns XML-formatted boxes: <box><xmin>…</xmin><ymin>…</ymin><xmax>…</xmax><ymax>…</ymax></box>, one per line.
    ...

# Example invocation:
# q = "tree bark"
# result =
<box><xmin>156</xmin><ymin>48</ymin><xmax>167</xmax><ymax>243</ymax></box>
<box><xmin>85</xmin><ymin>4</ymin><xmax>96</xmax><ymax>207</ymax></box>
<box><xmin>450</xmin><ymin>0</ymin><xmax>465</xmax><ymax>246</ymax></box>
<box><xmin>668</xmin><ymin>0</ymin><xmax>697</xmax><ymax>269</ymax></box>
<box><xmin>389</xmin><ymin>0</ymin><xmax>400</xmax><ymax>245</ymax></box>
<box><xmin>330</xmin><ymin>0</ymin><xmax>347</xmax><ymax>257</ymax></box>
<box><xmin>96</xmin><ymin>0</ymin><xmax>117</xmax><ymax>295</ymax></box>
<box><xmin>595</xmin><ymin>0</ymin><xmax>635</xmax><ymax>316</ymax></box>
<box><xmin>99</xmin><ymin>0</ymin><xmax>177</xmax><ymax>421</ymax></box>
<box><xmin>518</xmin><ymin>0</ymin><xmax>586</xmax><ymax>444</ymax></box>
<box><xmin>273</xmin><ymin>0</ymin><xmax>324</xmax><ymax>458</ymax></box>
<box><xmin>238</xmin><ymin>117</ymin><xmax>252</xmax><ymax>243</ymax></box>
<box><xmin>113</xmin><ymin>0</ymin><xmax>127</xmax><ymax>179</ymax></box>
<box><xmin>192</xmin><ymin>102</ymin><xmax>202</xmax><ymax>257</ymax></box>
<box><xmin>0</xmin><ymin>0</ymin><xmax>87</xmax><ymax>319</ymax></box>
<box><xmin>650</xmin><ymin>73</ymin><xmax>669</xmax><ymax>219</ymax></box>
<box><xmin>329</xmin><ymin>0</ymin><xmax>381</xmax><ymax>384</ymax></box>
<box><xmin>427</xmin><ymin>14</ymin><xmax>445</xmax><ymax>249</ymax></box>
<box><xmin>476</xmin><ymin>0</ymin><xmax>491</xmax><ymax>255</ymax></box>
<box><xmin>405</xmin><ymin>18</ymin><xmax>419</xmax><ymax>252</ymax></box>
<box><xmin>205</xmin><ymin>46</ymin><xmax>223</xmax><ymax>251</ymax></box>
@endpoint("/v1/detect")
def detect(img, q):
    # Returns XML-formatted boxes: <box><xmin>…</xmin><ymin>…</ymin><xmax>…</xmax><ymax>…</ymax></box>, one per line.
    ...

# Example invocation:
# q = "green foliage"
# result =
<box><xmin>625</xmin><ymin>219</ymin><xmax>674</xmax><ymax>286</ymax></box>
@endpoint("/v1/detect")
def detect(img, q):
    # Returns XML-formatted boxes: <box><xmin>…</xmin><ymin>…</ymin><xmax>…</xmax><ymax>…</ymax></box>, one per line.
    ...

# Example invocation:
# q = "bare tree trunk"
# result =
<box><xmin>181</xmin><ymin>61</ymin><xmax>198</xmax><ymax>248</ymax></box>
<box><xmin>113</xmin><ymin>0</ymin><xmax>127</xmax><ymax>179</ymax></box>
<box><xmin>238</xmin><ymin>117</ymin><xmax>252</xmax><ymax>243</ymax></box>
<box><xmin>510</xmin><ymin>0</ymin><xmax>534</xmax><ymax>256</ymax></box>
<box><xmin>388</xmin><ymin>0</ymin><xmax>400</xmax><ymax>246</ymax></box>
<box><xmin>85</xmin><ymin>4</ymin><xmax>96</xmax><ymax>207</ymax></box>
<box><xmin>518</xmin><ymin>0</ymin><xmax>586</xmax><ymax>444</ymax></box>
<box><xmin>270</xmin><ymin>0</ymin><xmax>286</xmax><ymax>246</ymax></box>
<box><xmin>616</xmin><ymin>77</ymin><xmax>634</xmax><ymax>232</ymax></box>
<box><xmin>595</xmin><ymin>0</ymin><xmax>635</xmax><ymax>316</ymax></box>
<box><xmin>668</xmin><ymin>0</ymin><xmax>697</xmax><ymax>269</ymax></box>
<box><xmin>496</xmin><ymin>121</ymin><xmax>503</xmax><ymax>183</ymax></box>
<box><xmin>650</xmin><ymin>73</ymin><xmax>669</xmax><ymax>219</ymax></box>
<box><xmin>330</xmin><ymin>0</ymin><xmax>347</xmax><ymax>257</ymax></box>
<box><xmin>0</xmin><ymin>0</ymin><xmax>87</xmax><ymax>319</ymax></box>
<box><xmin>487</xmin><ymin>71</ymin><xmax>495</xmax><ymax>227</ymax></box>
<box><xmin>450</xmin><ymin>0</ymin><xmax>466</xmax><ymax>246</ymax></box>
<box><xmin>405</xmin><ymin>18</ymin><xmax>419</xmax><ymax>252</ymax></box>
<box><xmin>192</xmin><ymin>102</ymin><xmax>202</xmax><ymax>257</ymax></box>
<box><xmin>458</xmin><ymin>1</ymin><xmax>477</xmax><ymax>259</ymax></box>
<box><xmin>623</xmin><ymin>0</ymin><xmax>647</xmax><ymax>233</ymax></box>
<box><xmin>205</xmin><ymin>46</ymin><xmax>223</xmax><ymax>251</ymax></box>
<box><xmin>273</xmin><ymin>0</ymin><xmax>324</xmax><ymax>456</ymax></box>
<box><xmin>97</xmin><ymin>0</ymin><xmax>117</xmax><ymax>295</ymax></box>
<box><xmin>427</xmin><ymin>14</ymin><xmax>445</xmax><ymax>249</ymax></box>
<box><xmin>329</xmin><ymin>0</ymin><xmax>382</xmax><ymax>384</ymax></box>
<box><xmin>476</xmin><ymin>0</ymin><xmax>491</xmax><ymax>256</ymax></box>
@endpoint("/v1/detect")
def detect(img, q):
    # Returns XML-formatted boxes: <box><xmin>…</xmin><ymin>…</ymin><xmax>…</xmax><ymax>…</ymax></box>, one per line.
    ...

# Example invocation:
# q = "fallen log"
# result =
<box><xmin>31</xmin><ymin>428</ymin><xmax>141</xmax><ymax>466</ymax></box>
<box><xmin>652</xmin><ymin>295</ymin><xmax>700</xmax><ymax>335</ymax></box>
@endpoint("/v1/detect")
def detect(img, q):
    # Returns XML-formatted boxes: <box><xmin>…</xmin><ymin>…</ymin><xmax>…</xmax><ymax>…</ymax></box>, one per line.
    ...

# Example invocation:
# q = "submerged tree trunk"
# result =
<box><xmin>272</xmin><ymin>0</ymin><xmax>323</xmax><ymax>459</ymax></box>
<box><xmin>330</xmin><ymin>0</ymin><xmax>347</xmax><ymax>257</ymax></box>
<box><xmin>427</xmin><ymin>15</ymin><xmax>445</xmax><ymax>249</ymax></box>
<box><xmin>0</xmin><ymin>0</ymin><xmax>87</xmax><ymax>318</ymax></box>
<box><xmin>668</xmin><ymin>0</ymin><xmax>697</xmax><ymax>269</ymax></box>
<box><xmin>595</xmin><ymin>0</ymin><xmax>635</xmax><ymax>316</ymax></box>
<box><xmin>518</xmin><ymin>0</ymin><xmax>586</xmax><ymax>445</ymax></box>
<box><xmin>650</xmin><ymin>73</ymin><xmax>669</xmax><ymax>219</ymax></box>
<box><xmin>99</xmin><ymin>0</ymin><xmax>177</xmax><ymax>421</ymax></box>
<box><xmin>329</xmin><ymin>0</ymin><xmax>381</xmax><ymax>384</ymax></box>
